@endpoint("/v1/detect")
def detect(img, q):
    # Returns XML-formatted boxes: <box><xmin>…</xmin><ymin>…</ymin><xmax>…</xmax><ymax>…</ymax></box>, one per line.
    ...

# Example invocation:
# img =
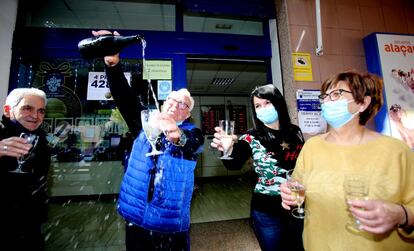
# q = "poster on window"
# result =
<box><xmin>364</xmin><ymin>33</ymin><xmax>414</xmax><ymax>149</ymax></box>
<box><xmin>87</xmin><ymin>72</ymin><xmax>131</xmax><ymax>100</ymax></box>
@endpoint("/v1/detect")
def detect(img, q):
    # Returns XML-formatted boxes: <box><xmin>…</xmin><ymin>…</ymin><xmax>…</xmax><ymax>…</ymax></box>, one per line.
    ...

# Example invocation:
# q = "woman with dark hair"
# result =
<box><xmin>211</xmin><ymin>84</ymin><xmax>305</xmax><ymax>251</ymax></box>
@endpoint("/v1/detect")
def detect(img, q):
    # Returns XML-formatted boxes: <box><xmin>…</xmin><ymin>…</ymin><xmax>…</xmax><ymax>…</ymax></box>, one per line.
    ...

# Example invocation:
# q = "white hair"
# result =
<box><xmin>167</xmin><ymin>88</ymin><xmax>194</xmax><ymax>111</ymax></box>
<box><xmin>5</xmin><ymin>88</ymin><xmax>47</xmax><ymax>108</ymax></box>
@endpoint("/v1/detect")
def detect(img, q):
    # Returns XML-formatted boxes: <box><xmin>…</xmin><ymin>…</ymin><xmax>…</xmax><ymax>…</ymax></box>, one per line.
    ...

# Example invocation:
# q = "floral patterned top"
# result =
<box><xmin>222</xmin><ymin>125</ymin><xmax>304</xmax><ymax>215</ymax></box>
<box><xmin>240</xmin><ymin>134</ymin><xmax>286</xmax><ymax>196</ymax></box>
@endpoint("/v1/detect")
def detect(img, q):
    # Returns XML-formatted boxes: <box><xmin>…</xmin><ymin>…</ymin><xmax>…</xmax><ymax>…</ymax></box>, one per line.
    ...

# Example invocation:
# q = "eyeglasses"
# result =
<box><xmin>318</xmin><ymin>89</ymin><xmax>352</xmax><ymax>103</ymax></box>
<box><xmin>167</xmin><ymin>97</ymin><xmax>190</xmax><ymax>110</ymax></box>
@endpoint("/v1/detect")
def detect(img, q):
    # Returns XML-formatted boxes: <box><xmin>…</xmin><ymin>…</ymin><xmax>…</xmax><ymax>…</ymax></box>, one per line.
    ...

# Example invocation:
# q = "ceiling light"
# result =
<box><xmin>211</xmin><ymin>78</ymin><xmax>234</xmax><ymax>86</ymax></box>
<box><xmin>215</xmin><ymin>24</ymin><xmax>232</xmax><ymax>30</ymax></box>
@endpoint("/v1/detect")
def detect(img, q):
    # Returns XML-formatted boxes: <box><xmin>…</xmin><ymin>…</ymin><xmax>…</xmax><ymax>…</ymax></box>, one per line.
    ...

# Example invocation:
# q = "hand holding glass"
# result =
<box><xmin>141</xmin><ymin>109</ymin><xmax>163</xmax><ymax>157</ymax></box>
<box><xmin>286</xmin><ymin>170</ymin><xmax>307</xmax><ymax>219</ymax></box>
<box><xmin>10</xmin><ymin>132</ymin><xmax>39</xmax><ymax>174</ymax></box>
<box><xmin>343</xmin><ymin>176</ymin><xmax>369</xmax><ymax>232</ymax></box>
<box><xmin>219</xmin><ymin>120</ymin><xmax>235</xmax><ymax>160</ymax></box>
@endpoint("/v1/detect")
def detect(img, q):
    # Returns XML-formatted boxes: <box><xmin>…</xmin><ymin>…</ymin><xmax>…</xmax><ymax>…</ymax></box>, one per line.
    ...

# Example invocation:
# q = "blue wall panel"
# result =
<box><xmin>17</xmin><ymin>28</ymin><xmax>271</xmax><ymax>59</ymax></box>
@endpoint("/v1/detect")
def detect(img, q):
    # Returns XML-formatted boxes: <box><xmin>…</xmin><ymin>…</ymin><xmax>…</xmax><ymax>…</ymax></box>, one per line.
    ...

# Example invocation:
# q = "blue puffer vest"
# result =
<box><xmin>117</xmin><ymin>126</ymin><xmax>197</xmax><ymax>233</ymax></box>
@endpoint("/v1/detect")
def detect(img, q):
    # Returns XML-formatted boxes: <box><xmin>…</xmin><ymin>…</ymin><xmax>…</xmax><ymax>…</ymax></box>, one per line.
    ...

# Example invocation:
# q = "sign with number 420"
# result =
<box><xmin>87</xmin><ymin>72</ymin><xmax>131</xmax><ymax>100</ymax></box>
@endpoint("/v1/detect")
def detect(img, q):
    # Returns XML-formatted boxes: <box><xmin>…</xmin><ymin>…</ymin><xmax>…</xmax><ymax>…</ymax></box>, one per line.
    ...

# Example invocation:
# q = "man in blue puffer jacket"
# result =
<box><xmin>94</xmin><ymin>30</ymin><xmax>204</xmax><ymax>251</ymax></box>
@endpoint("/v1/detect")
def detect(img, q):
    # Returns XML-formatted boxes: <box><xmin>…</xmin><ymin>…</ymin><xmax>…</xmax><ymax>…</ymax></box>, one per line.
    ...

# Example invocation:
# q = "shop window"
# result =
<box><xmin>16</xmin><ymin>57</ymin><xmax>147</xmax><ymax>196</ymax></box>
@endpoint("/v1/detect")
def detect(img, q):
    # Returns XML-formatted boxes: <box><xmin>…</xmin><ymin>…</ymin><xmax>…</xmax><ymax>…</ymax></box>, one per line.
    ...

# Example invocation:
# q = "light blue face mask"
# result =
<box><xmin>256</xmin><ymin>105</ymin><xmax>279</xmax><ymax>124</ymax></box>
<box><xmin>321</xmin><ymin>99</ymin><xmax>358</xmax><ymax>128</ymax></box>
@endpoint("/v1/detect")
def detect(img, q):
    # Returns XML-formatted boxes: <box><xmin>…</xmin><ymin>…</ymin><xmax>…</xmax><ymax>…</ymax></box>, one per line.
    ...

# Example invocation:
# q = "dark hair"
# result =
<box><xmin>250</xmin><ymin>84</ymin><xmax>292</xmax><ymax>137</ymax></box>
<box><xmin>320</xmin><ymin>70</ymin><xmax>383</xmax><ymax>125</ymax></box>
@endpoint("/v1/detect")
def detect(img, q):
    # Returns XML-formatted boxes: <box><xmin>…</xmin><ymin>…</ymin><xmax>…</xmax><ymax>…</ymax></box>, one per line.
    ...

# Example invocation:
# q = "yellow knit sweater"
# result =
<box><xmin>294</xmin><ymin>135</ymin><xmax>414</xmax><ymax>251</ymax></box>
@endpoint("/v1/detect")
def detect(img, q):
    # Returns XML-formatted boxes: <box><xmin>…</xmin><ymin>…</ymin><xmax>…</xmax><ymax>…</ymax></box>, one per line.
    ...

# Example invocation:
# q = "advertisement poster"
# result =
<box><xmin>365</xmin><ymin>34</ymin><xmax>414</xmax><ymax>149</ymax></box>
<box><xmin>296</xmin><ymin>89</ymin><xmax>326</xmax><ymax>135</ymax></box>
<box><xmin>87</xmin><ymin>72</ymin><xmax>131</xmax><ymax>100</ymax></box>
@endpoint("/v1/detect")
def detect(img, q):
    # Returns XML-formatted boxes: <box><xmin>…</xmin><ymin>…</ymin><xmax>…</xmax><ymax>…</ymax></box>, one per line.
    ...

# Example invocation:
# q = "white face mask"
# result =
<box><xmin>256</xmin><ymin>105</ymin><xmax>279</xmax><ymax>124</ymax></box>
<box><xmin>321</xmin><ymin>99</ymin><xmax>358</xmax><ymax>128</ymax></box>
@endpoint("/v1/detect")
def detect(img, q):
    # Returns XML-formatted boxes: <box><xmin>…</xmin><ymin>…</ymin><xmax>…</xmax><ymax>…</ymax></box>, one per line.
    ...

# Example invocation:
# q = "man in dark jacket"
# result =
<box><xmin>0</xmin><ymin>88</ymin><xmax>50</xmax><ymax>250</ymax></box>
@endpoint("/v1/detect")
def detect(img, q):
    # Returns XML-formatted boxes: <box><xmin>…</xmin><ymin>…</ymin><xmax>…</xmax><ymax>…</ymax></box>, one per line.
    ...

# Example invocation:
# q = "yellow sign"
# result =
<box><xmin>292</xmin><ymin>53</ymin><xmax>313</xmax><ymax>81</ymax></box>
<box><xmin>143</xmin><ymin>60</ymin><xmax>172</xmax><ymax>80</ymax></box>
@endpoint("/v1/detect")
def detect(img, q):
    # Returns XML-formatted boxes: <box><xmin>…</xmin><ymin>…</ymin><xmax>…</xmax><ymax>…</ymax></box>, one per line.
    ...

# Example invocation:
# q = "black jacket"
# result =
<box><xmin>0</xmin><ymin>115</ymin><xmax>50</xmax><ymax>224</ymax></box>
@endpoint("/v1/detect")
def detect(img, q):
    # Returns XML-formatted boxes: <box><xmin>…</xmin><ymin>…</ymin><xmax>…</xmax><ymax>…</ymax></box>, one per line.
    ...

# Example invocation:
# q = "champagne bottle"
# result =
<box><xmin>78</xmin><ymin>34</ymin><xmax>142</xmax><ymax>59</ymax></box>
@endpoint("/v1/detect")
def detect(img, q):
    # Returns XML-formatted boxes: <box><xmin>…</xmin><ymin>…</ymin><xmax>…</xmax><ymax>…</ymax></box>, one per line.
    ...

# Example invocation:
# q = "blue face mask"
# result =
<box><xmin>321</xmin><ymin>99</ymin><xmax>358</xmax><ymax>128</ymax></box>
<box><xmin>256</xmin><ymin>105</ymin><xmax>279</xmax><ymax>124</ymax></box>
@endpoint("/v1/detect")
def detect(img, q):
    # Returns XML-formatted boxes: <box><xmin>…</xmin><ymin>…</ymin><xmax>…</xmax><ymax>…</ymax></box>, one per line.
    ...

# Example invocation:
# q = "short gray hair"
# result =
<box><xmin>168</xmin><ymin>88</ymin><xmax>195</xmax><ymax>111</ymax></box>
<box><xmin>5</xmin><ymin>88</ymin><xmax>47</xmax><ymax>108</ymax></box>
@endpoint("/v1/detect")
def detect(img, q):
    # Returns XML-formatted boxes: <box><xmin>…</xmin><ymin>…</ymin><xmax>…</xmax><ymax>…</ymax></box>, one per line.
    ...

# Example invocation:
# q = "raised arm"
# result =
<box><xmin>91</xmin><ymin>30</ymin><xmax>145</xmax><ymax>138</ymax></box>
<box><xmin>105</xmin><ymin>63</ymin><xmax>144</xmax><ymax>137</ymax></box>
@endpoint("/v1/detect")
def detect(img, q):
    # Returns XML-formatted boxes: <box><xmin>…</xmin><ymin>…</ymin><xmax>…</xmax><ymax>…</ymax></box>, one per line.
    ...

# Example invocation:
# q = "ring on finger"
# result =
<box><xmin>2</xmin><ymin>145</ymin><xmax>7</xmax><ymax>151</ymax></box>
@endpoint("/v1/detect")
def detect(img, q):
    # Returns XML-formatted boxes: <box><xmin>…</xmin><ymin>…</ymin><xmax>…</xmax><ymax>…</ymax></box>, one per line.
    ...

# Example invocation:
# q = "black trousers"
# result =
<box><xmin>125</xmin><ymin>222</ymin><xmax>190</xmax><ymax>251</ymax></box>
<box><xmin>3</xmin><ymin>221</ymin><xmax>44</xmax><ymax>251</ymax></box>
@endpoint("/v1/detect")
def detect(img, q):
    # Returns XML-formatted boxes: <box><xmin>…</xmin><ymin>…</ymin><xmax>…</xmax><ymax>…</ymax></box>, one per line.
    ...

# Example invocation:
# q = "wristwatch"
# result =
<box><xmin>174</xmin><ymin>129</ymin><xmax>187</xmax><ymax>147</ymax></box>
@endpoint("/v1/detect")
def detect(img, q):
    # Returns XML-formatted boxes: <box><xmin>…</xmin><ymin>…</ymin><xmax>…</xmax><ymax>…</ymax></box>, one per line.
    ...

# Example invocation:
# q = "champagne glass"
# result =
<box><xmin>10</xmin><ymin>132</ymin><xmax>39</xmax><ymax>174</ymax></box>
<box><xmin>343</xmin><ymin>175</ymin><xmax>369</xmax><ymax>232</ymax></box>
<box><xmin>219</xmin><ymin>120</ymin><xmax>235</xmax><ymax>160</ymax></box>
<box><xmin>286</xmin><ymin>170</ymin><xmax>307</xmax><ymax>219</ymax></box>
<box><xmin>141</xmin><ymin>109</ymin><xmax>163</xmax><ymax>157</ymax></box>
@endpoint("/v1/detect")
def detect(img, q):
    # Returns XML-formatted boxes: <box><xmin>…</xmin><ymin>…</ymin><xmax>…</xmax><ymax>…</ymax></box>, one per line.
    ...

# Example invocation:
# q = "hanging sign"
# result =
<box><xmin>143</xmin><ymin>60</ymin><xmax>172</xmax><ymax>80</ymax></box>
<box><xmin>292</xmin><ymin>53</ymin><xmax>313</xmax><ymax>81</ymax></box>
<box><xmin>87</xmin><ymin>72</ymin><xmax>131</xmax><ymax>100</ymax></box>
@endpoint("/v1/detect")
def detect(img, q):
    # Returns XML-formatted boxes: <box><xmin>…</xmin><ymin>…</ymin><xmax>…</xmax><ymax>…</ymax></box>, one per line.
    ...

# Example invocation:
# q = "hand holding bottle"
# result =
<box><xmin>78</xmin><ymin>30</ymin><xmax>142</xmax><ymax>62</ymax></box>
<box><xmin>90</xmin><ymin>30</ymin><xmax>121</xmax><ymax>66</ymax></box>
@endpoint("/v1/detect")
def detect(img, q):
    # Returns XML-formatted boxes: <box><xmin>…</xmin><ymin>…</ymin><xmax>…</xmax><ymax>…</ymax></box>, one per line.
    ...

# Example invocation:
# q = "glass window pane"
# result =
<box><xmin>16</xmin><ymin>57</ymin><xmax>145</xmax><ymax>197</ymax></box>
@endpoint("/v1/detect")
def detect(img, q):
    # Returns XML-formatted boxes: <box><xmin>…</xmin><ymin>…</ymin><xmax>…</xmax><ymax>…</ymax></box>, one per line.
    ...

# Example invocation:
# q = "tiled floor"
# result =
<box><xmin>191</xmin><ymin>177</ymin><xmax>252</xmax><ymax>223</ymax></box>
<box><xmin>44</xmin><ymin>176</ymin><xmax>260</xmax><ymax>250</ymax></box>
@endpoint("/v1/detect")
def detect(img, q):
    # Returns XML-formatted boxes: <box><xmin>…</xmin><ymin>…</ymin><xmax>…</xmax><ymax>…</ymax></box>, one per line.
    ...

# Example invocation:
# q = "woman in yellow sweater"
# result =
<box><xmin>280</xmin><ymin>70</ymin><xmax>414</xmax><ymax>251</ymax></box>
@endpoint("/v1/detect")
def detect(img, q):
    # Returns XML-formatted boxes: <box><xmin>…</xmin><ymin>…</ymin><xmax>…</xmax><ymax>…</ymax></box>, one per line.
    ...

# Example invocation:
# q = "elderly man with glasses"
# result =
<box><xmin>94</xmin><ymin>30</ymin><xmax>204</xmax><ymax>251</ymax></box>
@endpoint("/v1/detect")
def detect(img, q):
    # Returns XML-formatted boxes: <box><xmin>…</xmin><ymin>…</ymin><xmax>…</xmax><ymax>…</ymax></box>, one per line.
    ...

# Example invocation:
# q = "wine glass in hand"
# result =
<box><xmin>343</xmin><ymin>176</ymin><xmax>369</xmax><ymax>232</ymax></box>
<box><xmin>286</xmin><ymin>170</ymin><xmax>307</xmax><ymax>219</ymax></box>
<box><xmin>219</xmin><ymin>120</ymin><xmax>235</xmax><ymax>160</ymax></box>
<box><xmin>10</xmin><ymin>133</ymin><xmax>39</xmax><ymax>174</ymax></box>
<box><xmin>141</xmin><ymin>109</ymin><xmax>163</xmax><ymax>157</ymax></box>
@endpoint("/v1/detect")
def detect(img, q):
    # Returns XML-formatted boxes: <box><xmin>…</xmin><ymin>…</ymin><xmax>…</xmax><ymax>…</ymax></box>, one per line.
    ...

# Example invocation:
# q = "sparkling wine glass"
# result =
<box><xmin>10</xmin><ymin>132</ymin><xmax>39</xmax><ymax>174</ymax></box>
<box><xmin>286</xmin><ymin>170</ymin><xmax>307</xmax><ymax>219</ymax></box>
<box><xmin>141</xmin><ymin>109</ymin><xmax>163</xmax><ymax>157</ymax></box>
<box><xmin>219</xmin><ymin>120</ymin><xmax>235</xmax><ymax>160</ymax></box>
<box><xmin>343</xmin><ymin>175</ymin><xmax>369</xmax><ymax>232</ymax></box>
